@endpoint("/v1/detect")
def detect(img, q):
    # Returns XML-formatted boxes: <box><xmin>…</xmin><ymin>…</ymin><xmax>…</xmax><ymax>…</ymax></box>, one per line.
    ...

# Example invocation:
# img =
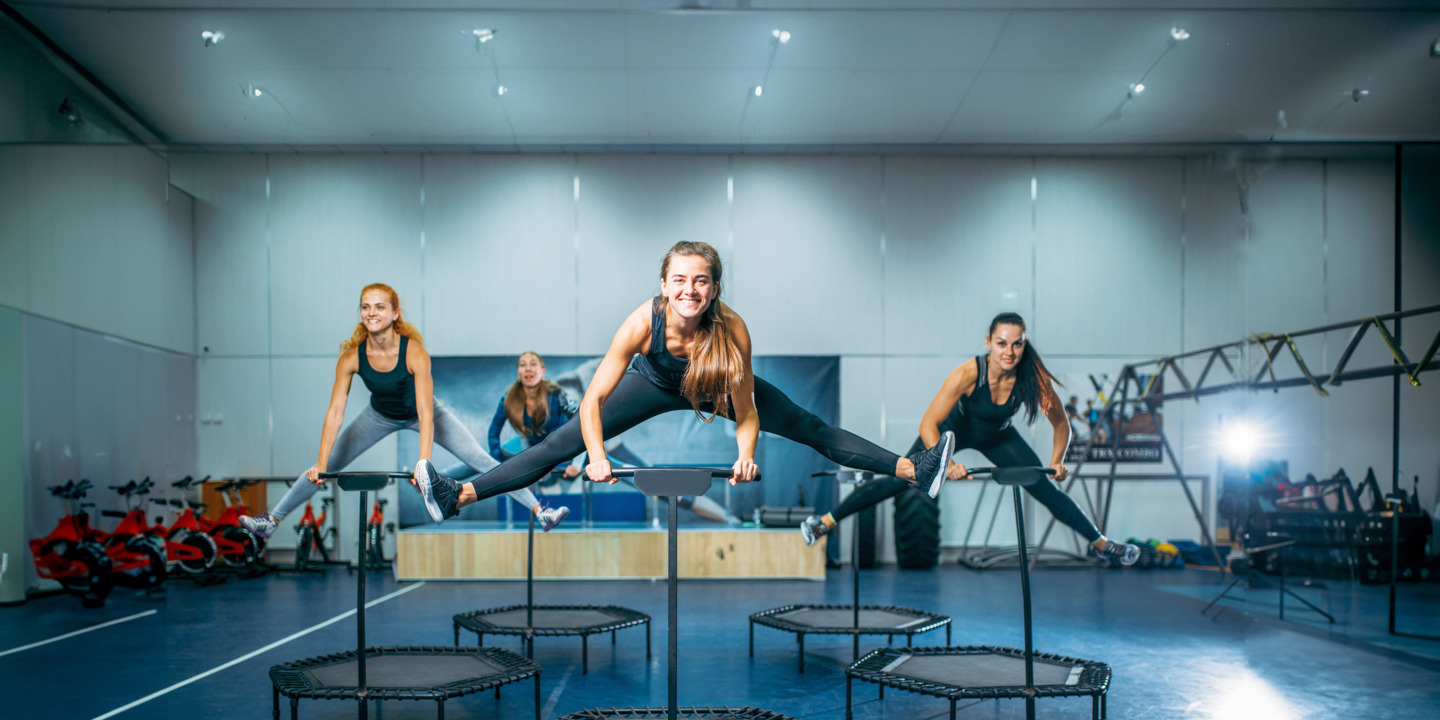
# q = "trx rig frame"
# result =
<box><xmin>1034</xmin><ymin>304</ymin><xmax>1440</xmax><ymax>573</ymax></box>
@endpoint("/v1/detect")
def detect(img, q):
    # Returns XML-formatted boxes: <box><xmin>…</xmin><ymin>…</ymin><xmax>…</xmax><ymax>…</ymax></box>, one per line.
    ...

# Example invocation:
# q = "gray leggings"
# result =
<box><xmin>270</xmin><ymin>404</ymin><xmax>537</xmax><ymax>520</ymax></box>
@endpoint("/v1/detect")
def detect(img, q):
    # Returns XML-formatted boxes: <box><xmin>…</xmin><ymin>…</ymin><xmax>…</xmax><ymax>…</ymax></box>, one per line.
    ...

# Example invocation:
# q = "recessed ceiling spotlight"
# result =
<box><xmin>494</xmin><ymin>85</ymin><xmax>508</xmax><ymax>97</ymax></box>
<box><xmin>1128</xmin><ymin>82</ymin><xmax>1146</xmax><ymax>98</ymax></box>
<box><xmin>1170</xmin><ymin>27</ymin><xmax>1189</xmax><ymax>41</ymax></box>
<box><xmin>1430</xmin><ymin>35</ymin><xmax>1439</xmax><ymax>58</ymax></box>
<box><xmin>473</xmin><ymin>28</ymin><xmax>495</xmax><ymax>43</ymax></box>
<box><xmin>772</xmin><ymin>29</ymin><xmax>791</xmax><ymax>43</ymax></box>
<box><xmin>241</xmin><ymin>84</ymin><xmax>262</xmax><ymax>98</ymax></box>
<box><xmin>1351</xmin><ymin>88</ymin><xmax>1370</xmax><ymax>103</ymax></box>
<box><xmin>753</xmin><ymin>85</ymin><xmax>763</xmax><ymax>97</ymax></box>
<box><xmin>201</xmin><ymin>30</ymin><xmax>225</xmax><ymax>47</ymax></box>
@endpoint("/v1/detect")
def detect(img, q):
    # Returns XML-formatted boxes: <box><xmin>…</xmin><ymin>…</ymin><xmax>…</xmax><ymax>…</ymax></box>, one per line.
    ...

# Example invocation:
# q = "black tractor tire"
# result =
<box><xmin>893</xmin><ymin>486</ymin><xmax>941</xmax><ymax>569</ymax></box>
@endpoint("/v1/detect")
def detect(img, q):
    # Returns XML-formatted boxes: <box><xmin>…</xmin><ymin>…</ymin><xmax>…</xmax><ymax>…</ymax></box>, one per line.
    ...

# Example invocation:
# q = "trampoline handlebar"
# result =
<box><xmin>608</xmin><ymin>467</ymin><xmax>762</xmax><ymax>482</ymax></box>
<box><xmin>317</xmin><ymin>471</ymin><xmax>412</xmax><ymax>480</ymax></box>
<box><xmin>965</xmin><ymin>466</ymin><xmax>1055</xmax><ymax>477</ymax></box>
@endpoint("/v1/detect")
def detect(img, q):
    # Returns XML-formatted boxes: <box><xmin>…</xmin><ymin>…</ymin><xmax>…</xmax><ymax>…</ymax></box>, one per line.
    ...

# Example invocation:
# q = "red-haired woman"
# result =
<box><xmin>798</xmin><ymin>313</ymin><xmax>1140</xmax><ymax>565</ymax></box>
<box><xmin>414</xmin><ymin>241</ymin><xmax>955</xmax><ymax>521</ymax></box>
<box><xmin>240</xmin><ymin>283</ymin><xmax>565</xmax><ymax>538</ymax></box>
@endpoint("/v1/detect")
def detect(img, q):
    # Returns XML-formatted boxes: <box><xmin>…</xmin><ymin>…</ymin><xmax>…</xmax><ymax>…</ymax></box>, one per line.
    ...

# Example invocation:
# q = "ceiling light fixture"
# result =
<box><xmin>201</xmin><ymin>30</ymin><xmax>225</xmax><ymax>47</ymax></box>
<box><xmin>1350</xmin><ymin>88</ymin><xmax>1370</xmax><ymax>103</ymax></box>
<box><xmin>1430</xmin><ymin>35</ymin><xmax>1440</xmax><ymax>58</ymax></box>
<box><xmin>772</xmin><ymin>29</ymin><xmax>791</xmax><ymax>43</ymax></box>
<box><xmin>241</xmin><ymin>84</ymin><xmax>263</xmax><ymax>99</ymax></box>
<box><xmin>753</xmin><ymin>85</ymin><xmax>763</xmax><ymax>97</ymax></box>
<box><xmin>495</xmin><ymin>85</ymin><xmax>508</xmax><ymax>97</ymax></box>
<box><xmin>57</xmin><ymin>98</ymin><xmax>80</xmax><ymax>126</ymax></box>
<box><xmin>1170</xmin><ymin>27</ymin><xmax>1189</xmax><ymax>41</ymax></box>
<box><xmin>1128</xmin><ymin>82</ymin><xmax>1146</xmax><ymax>98</ymax></box>
<box><xmin>473</xmin><ymin>28</ymin><xmax>495</xmax><ymax>43</ymax></box>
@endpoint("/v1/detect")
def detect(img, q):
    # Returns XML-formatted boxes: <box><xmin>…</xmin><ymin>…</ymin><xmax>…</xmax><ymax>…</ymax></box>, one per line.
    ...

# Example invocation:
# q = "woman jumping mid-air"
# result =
<box><xmin>798</xmin><ymin>312</ymin><xmax>1140</xmax><ymax>566</ymax></box>
<box><xmin>413</xmin><ymin>241</ymin><xmax>956</xmax><ymax>521</ymax></box>
<box><xmin>240</xmin><ymin>283</ymin><xmax>567</xmax><ymax>538</ymax></box>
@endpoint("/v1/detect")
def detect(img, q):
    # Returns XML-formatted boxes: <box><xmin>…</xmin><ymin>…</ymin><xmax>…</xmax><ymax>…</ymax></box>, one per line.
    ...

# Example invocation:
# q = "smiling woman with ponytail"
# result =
<box><xmin>799</xmin><ymin>312</ymin><xmax>1142</xmax><ymax>567</ymax></box>
<box><xmin>415</xmin><ymin>241</ymin><xmax>958</xmax><ymax>521</ymax></box>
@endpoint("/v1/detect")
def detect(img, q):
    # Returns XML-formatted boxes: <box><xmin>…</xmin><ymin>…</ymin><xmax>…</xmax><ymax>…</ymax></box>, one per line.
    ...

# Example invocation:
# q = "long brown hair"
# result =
<box><xmin>504</xmin><ymin>352</ymin><xmax>561</xmax><ymax>437</ymax></box>
<box><xmin>988</xmin><ymin>312</ymin><xmax>1061</xmax><ymax>425</ymax></box>
<box><xmin>338</xmin><ymin>283</ymin><xmax>424</xmax><ymax>356</ymax></box>
<box><xmin>660</xmin><ymin>241</ymin><xmax>745</xmax><ymax>421</ymax></box>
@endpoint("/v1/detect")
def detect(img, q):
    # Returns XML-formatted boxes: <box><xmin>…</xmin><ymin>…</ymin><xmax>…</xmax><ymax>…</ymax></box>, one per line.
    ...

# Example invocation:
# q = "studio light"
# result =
<box><xmin>1170</xmin><ymin>27</ymin><xmax>1189</xmax><ymax>41</ymax></box>
<box><xmin>772</xmin><ymin>29</ymin><xmax>791</xmax><ymax>43</ymax></box>
<box><xmin>201</xmin><ymin>30</ymin><xmax>225</xmax><ymax>47</ymax></box>
<box><xmin>473</xmin><ymin>28</ymin><xmax>495</xmax><ymax>43</ymax></box>
<box><xmin>1221</xmin><ymin>421</ymin><xmax>1260</xmax><ymax>464</ymax></box>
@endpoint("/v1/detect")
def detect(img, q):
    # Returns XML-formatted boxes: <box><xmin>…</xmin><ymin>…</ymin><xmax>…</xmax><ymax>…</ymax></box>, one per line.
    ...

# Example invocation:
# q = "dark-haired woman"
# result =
<box><xmin>413</xmin><ymin>241</ymin><xmax>955</xmax><ymax>521</ymax></box>
<box><xmin>239</xmin><ymin>283</ymin><xmax>560</xmax><ymax>538</ymax></box>
<box><xmin>799</xmin><ymin>313</ymin><xmax>1140</xmax><ymax>566</ymax></box>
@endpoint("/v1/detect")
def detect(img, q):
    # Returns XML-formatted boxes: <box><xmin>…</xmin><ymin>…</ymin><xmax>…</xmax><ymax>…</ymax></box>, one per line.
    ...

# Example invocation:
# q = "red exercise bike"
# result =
<box><xmin>151</xmin><ymin>476</ymin><xmax>221</xmax><ymax>576</ymax></box>
<box><xmin>292</xmin><ymin>492</ymin><xmax>339</xmax><ymax>572</ymax></box>
<box><xmin>28</xmin><ymin>480</ymin><xmax>113</xmax><ymax>608</ymax></box>
<box><xmin>97</xmin><ymin>478</ymin><xmax>168</xmax><ymax>595</ymax></box>
<box><xmin>199</xmin><ymin>479</ymin><xmax>266</xmax><ymax>570</ymax></box>
<box><xmin>359</xmin><ymin>496</ymin><xmax>397</xmax><ymax>572</ymax></box>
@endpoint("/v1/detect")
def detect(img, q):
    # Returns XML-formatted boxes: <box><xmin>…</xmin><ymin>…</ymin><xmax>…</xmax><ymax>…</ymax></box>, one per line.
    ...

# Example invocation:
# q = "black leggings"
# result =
<box><xmin>827</xmin><ymin>422</ymin><xmax>1102</xmax><ymax>543</ymax></box>
<box><xmin>465</xmin><ymin>370</ymin><xmax>902</xmax><ymax>503</ymax></box>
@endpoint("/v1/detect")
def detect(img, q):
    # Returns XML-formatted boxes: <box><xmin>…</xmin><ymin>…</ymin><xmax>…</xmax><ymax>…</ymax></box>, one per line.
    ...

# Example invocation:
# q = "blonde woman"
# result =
<box><xmin>415</xmin><ymin>242</ymin><xmax>954</xmax><ymax>521</ymax></box>
<box><xmin>240</xmin><ymin>283</ymin><xmax>563</xmax><ymax>538</ymax></box>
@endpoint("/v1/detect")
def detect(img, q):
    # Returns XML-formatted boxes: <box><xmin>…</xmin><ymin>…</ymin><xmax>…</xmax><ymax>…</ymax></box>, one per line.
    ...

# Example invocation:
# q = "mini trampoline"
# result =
<box><xmin>844</xmin><ymin>467</ymin><xmax>1114</xmax><ymax>720</ymax></box>
<box><xmin>845</xmin><ymin>646</ymin><xmax>1110</xmax><ymax>720</ymax></box>
<box><xmin>557</xmin><ymin>467</ymin><xmax>795</xmax><ymax>720</ymax></box>
<box><xmin>451</xmin><ymin>481</ymin><xmax>651</xmax><ymax>674</ymax></box>
<box><xmin>270</xmin><ymin>645</ymin><xmax>541</xmax><ymax>720</ymax></box>
<box><xmin>269</xmin><ymin>472</ymin><xmax>541</xmax><ymax>720</ymax></box>
<box><xmin>748</xmin><ymin>604</ymin><xmax>951</xmax><ymax>673</ymax></box>
<box><xmin>750</xmin><ymin>470</ymin><xmax>951</xmax><ymax>673</ymax></box>
<box><xmin>454</xmin><ymin>604</ymin><xmax>651</xmax><ymax>674</ymax></box>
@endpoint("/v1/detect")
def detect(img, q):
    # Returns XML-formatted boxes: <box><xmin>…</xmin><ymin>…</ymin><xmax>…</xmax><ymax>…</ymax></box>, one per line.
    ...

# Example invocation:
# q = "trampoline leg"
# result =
<box><xmin>887</xmin><ymin>633</ymin><xmax>893</xmax><ymax>645</ymax></box>
<box><xmin>535</xmin><ymin>675</ymin><xmax>542</xmax><ymax>720</ymax></box>
<box><xmin>646</xmin><ymin>620</ymin><xmax>653</xmax><ymax>659</ymax></box>
<box><xmin>437</xmin><ymin>699</ymin><xmax>444</xmax><ymax>720</ymax></box>
<box><xmin>798</xmin><ymin>633</ymin><xmax>805</xmax><ymax>674</ymax></box>
<box><xmin>496</xmin><ymin>686</ymin><xmax>501</xmax><ymax>699</ymax></box>
<box><xmin>906</xmin><ymin>635</ymin><xmax>912</xmax><ymax>648</ymax></box>
<box><xmin>478</xmin><ymin>632</ymin><xmax>483</xmax><ymax>648</ymax></box>
<box><xmin>272</xmin><ymin>687</ymin><xmax>279</xmax><ymax>720</ymax></box>
<box><xmin>453</xmin><ymin>624</ymin><xmax>459</xmax><ymax>647</ymax></box>
<box><xmin>845</xmin><ymin>675</ymin><xmax>853</xmax><ymax>720</ymax></box>
<box><xmin>1092</xmin><ymin>693</ymin><xmax>1099</xmax><ymax>720</ymax></box>
<box><xmin>612</xmin><ymin>629</ymin><xmax>617</xmax><ymax>645</ymax></box>
<box><xmin>853</xmin><ymin>632</ymin><xmax>859</xmax><ymax>664</ymax></box>
<box><xmin>879</xmin><ymin>685</ymin><xmax>884</xmax><ymax>700</ymax></box>
<box><xmin>583</xmin><ymin>634</ymin><xmax>589</xmax><ymax>675</ymax></box>
<box><xmin>749</xmin><ymin>621</ymin><xmax>754</xmax><ymax>657</ymax></box>
<box><xmin>946</xmin><ymin>624</ymin><xmax>951</xmax><ymax>645</ymax></box>
<box><xmin>290</xmin><ymin>697</ymin><xmax>299</xmax><ymax>720</ymax></box>
<box><xmin>951</xmin><ymin>700</ymin><xmax>956</xmax><ymax>720</ymax></box>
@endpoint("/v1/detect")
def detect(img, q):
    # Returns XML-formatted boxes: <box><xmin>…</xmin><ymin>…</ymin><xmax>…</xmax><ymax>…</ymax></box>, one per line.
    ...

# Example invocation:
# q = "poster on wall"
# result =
<box><xmin>1061</xmin><ymin>373</ymin><xmax>1164</xmax><ymax>464</ymax></box>
<box><xmin>397</xmin><ymin>355</ymin><xmax>840</xmax><ymax>527</ymax></box>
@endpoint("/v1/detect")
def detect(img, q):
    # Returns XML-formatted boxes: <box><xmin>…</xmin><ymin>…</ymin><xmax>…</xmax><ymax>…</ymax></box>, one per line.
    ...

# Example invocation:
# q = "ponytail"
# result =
<box><xmin>660</xmin><ymin>242</ymin><xmax>744</xmax><ymax>421</ymax></box>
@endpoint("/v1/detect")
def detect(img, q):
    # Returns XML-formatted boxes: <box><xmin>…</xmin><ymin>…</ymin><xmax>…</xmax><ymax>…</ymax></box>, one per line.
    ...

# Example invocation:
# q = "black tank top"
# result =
<box><xmin>631</xmin><ymin>297</ymin><xmax>689</xmax><ymax>393</ymax></box>
<box><xmin>358</xmin><ymin>335</ymin><xmax>417</xmax><ymax>421</ymax></box>
<box><xmin>957</xmin><ymin>355</ymin><xmax>1020</xmax><ymax>433</ymax></box>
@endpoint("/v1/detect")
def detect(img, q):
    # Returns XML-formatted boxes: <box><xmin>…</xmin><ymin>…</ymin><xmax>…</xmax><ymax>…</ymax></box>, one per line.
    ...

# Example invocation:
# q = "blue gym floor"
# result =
<box><xmin>3</xmin><ymin>563</ymin><xmax>1438</xmax><ymax>719</ymax></box>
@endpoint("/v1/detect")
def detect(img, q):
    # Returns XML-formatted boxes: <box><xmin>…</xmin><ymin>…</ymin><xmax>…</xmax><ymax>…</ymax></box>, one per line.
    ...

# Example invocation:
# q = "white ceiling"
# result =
<box><xmin>8</xmin><ymin>1</ymin><xmax>1440</xmax><ymax>149</ymax></box>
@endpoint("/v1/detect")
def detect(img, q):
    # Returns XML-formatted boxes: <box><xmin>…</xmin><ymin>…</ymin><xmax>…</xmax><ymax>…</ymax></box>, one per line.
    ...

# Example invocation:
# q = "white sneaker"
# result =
<box><xmin>537</xmin><ymin>505</ymin><xmax>570</xmax><ymax>532</ymax></box>
<box><xmin>239</xmin><ymin>513</ymin><xmax>276</xmax><ymax>539</ymax></box>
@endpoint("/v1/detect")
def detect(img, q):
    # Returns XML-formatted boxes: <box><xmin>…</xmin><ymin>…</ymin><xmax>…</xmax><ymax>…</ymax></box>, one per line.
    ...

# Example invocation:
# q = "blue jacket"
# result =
<box><xmin>489</xmin><ymin>386</ymin><xmax>578</xmax><ymax>466</ymax></box>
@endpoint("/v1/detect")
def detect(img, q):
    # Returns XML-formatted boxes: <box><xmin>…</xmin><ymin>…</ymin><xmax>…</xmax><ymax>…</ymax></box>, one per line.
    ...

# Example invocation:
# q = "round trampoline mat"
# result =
<box><xmin>556</xmin><ymin>706</ymin><xmax>797</xmax><ymax>719</ymax></box>
<box><xmin>774</xmin><ymin>607</ymin><xmax>927</xmax><ymax>630</ymax></box>
<box><xmin>483</xmin><ymin>608</ymin><xmax>624</xmax><ymax>629</ymax></box>
<box><xmin>302</xmin><ymin>652</ymin><xmax>505</xmax><ymax>689</ymax></box>
<box><xmin>883</xmin><ymin>651</ymin><xmax>1081</xmax><ymax>688</ymax></box>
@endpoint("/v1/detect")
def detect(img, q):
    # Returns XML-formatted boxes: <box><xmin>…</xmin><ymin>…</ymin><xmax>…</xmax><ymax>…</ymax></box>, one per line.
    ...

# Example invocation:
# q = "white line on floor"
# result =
<box><xmin>0</xmin><ymin>609</ymin><xmax>158</xmax><ymax>658</ymax></box>
<box><xmin>541</xmin><ymin>660</ymin><xmax>577</xmax><ymax>719</ymax></box>
<box><xmin>89</xmin><ymin>582</ymin><xmax>426</xmax><ymax>720</ymax></box>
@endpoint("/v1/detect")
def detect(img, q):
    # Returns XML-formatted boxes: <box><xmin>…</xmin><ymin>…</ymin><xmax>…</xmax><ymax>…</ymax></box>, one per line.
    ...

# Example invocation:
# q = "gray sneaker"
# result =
<box><xmin>537</xmin><ymin>504</ymin><xmax>570</xmax><ymax>532</ymax></box>
<box><xmin>239</xmin><ymin>513</ymin><xmax>276</xmax><ymax>539</ymax></box>
<box><xmin>908</xmin><ymin>431</ymin><xmax>956</xmax><ymax>498</ymax></box>
<box><xmin>416</xmin><ymin>460</ymin><xmax>459</xmax><ymax>523</ymax></box>
<box><xmin>799</xmin><ymin>515</ymin><xmax>829</xmax><ymax>546</ymax></box>
<box><xmin>1093</xmin><ymin>539</ymin><xmax>1142</xmax><ymax>567</ymax></box>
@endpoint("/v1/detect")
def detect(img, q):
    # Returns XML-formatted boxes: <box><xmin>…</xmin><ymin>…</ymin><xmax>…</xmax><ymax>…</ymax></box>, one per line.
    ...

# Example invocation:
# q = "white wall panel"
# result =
<box><xmin>173</xmin><ymin>153</ymin><xmax>269</xmax><ymax>358</ymax></box>
<box><xmin>25</xmin><ymin>146</ymin><xmax>117</xmax><ymax>335</ymax></box>
<box><xmin>110</xmin><ymin>146</ymin><xmax>170</xmax><ymax>350</ymax></box>
<box><xmin>839</xmin><ymin>356</ymin><xmax>885</xmax><ymax>449</ymax></box>
<box><xmin>577</xmin><ymin>155</ymin><xmax>730</xmax><ymax>354</ymax></box>
<box><xmin>884</xmin><ymin>157</ymin><xmax>1034</xmax><ymax>355</ymax></box>
<box><xmin>880</xmin><ymin>355</ymin><xmax>964</xmax><ymax>456</ymax></box>
<box><xmin>0</xmin><ymin>147</ymin><xmax>28</xmax><ymax>310</ymax></box>
<box><xmin>1035</xmin><ymin>158</ymin><xmax>1183</xmax><ymax>356</ymax></box>
<box><xmin>1325</xmin><ymin>159</ymin><xmax>1396</xmax><ymax>371</ymax></box>
<box><xmin>163</xmin><ymin>188</ymin><xmax>196</xmax><ymax>354</ymax></box>
<box><xmin>165</xmin><ymin>352</ymin><xmax>197</xmax><ymax>481</ymax></box>
<box><xmin>1182</xmin><ymin>156</ymin><xmax>1248</xmax><ymax>351</ymax></box>
<box><xmin>423</xmin><ymin>154</ymin><xmax>577</xmax><ymax>356</ymax></box>
<box><xmin>730</xmin><ymin>156</ymin><xmax>883</xmax><ymax>354</ymax></box>
<box><xmin>1241</xmin><ymin>161</ymin><xmax>1326</xmax><ymax>334</ymax></box>
<box><xmin>268</xmin><ymin>154</ymin><xmax>423</xmax><ymax>357</ymax></box>
<box><xmin>197</xmin><ymin>358</ymin><xmax>272</xmax><ymax>477</ymax></box>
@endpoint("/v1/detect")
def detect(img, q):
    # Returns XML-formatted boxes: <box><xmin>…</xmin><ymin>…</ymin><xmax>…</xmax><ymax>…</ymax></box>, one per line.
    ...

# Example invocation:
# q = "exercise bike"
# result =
<box><xmin>202</xmin><ymin>479</ymin><xmax>266</xmax><ymax>571</ymax></box>
<box><xmin>97</xmin><ymin>478</ymin><xmax>168</xmax><ymax>596</ymax></box>
<box><xmin>28</xmin><ymin>480</ymin><xmax>114</xmax><ymax>608</ymax></box>
<box><xmin>163</xmin><ymin>476</ymin><xmax>223</xmax><ymax>576</ymax></box>
<box><xmin>291</xmin><ymin>493</ymin><xmax>340</xmax><ymax>572</ymax></box>
<box><xmin>359</xmin><ymin>496</ymin><xmax>396</xmax><ymax>572</ymax></box>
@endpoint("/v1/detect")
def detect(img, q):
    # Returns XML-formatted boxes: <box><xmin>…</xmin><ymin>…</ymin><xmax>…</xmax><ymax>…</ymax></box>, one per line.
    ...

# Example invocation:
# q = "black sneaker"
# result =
<box><xmin>416</xmin><ymin>459</ymin><xmax>460</xmax><ymax>523</ymax></box>
<box><xmin>1092</xmin><ymin>539</ymin><xmax>1141</xmax><ymax>567</ymax></box>
<box><xmin>908</xmin><ymin>431</ymin><xmax>956</xmax><ymax>498</ymax></box>
<box><xmin>799</xmin><ymin>515</ymin><xmax>829</xmax><ymax>546</ymax></box>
